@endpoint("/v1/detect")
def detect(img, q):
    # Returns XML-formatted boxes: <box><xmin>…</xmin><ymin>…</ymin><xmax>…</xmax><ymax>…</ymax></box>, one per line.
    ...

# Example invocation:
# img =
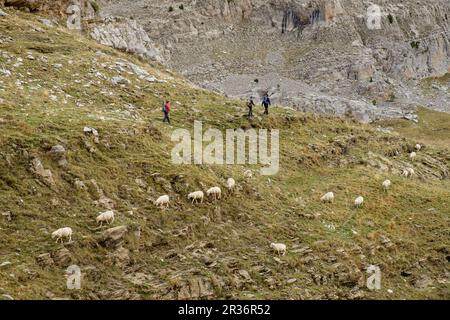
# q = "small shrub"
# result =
<box><xmin>387</xmin><ymin>14</ymin><xmax>394</xmax><ymax>24</ymax></box>
<box><xmin>387</xmin><ymin>93</ymin><xmax>396</xmax><ymax>102</ymax></box>
<box><xmin>410</xmin><ymin>41</ymin><xmax>420</xmax><ymax>49</ymax></box>
<box><xmin>168</xmin><ymin>6</ymin><xmax>174</xmax><ymax>12</ymax></box>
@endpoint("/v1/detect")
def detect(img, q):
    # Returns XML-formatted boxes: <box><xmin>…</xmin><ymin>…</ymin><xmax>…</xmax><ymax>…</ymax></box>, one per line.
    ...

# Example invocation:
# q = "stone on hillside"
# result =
<box><xmin>101</xmin><ymin>225</ymin><xmax>128</xmax><ymax>249</ymax></box>
<box><xmin>94</xmin><ymin>196</ymin><xmax>115</xmax><ymax>210</ymax></box>
<box><xmin>1</xmin><ymin>211</ymin><xmax>12</xmax><ymax>221</ymax></box>
<box><xmin>36</xmin><ymin>253</ymin><xmax>54</xmax><ymax>268</ymax></box>
<box><xmin>0</xmin><ymin>69</ymin><xmax>11</xmax><ymax>77</ymax></box>
<box><xmin>0</xmin><ymin>9</ymin><xmax>7</xmax><ymax>17</ymax></box>
<box><xmin>30</xmin><ymin>158</ymin><xmax>55</xmax><ymax>187</ymax></box>
<box><xmin>0</xmin><ymin>261</ymin><xmax>11</xmax><ymax>268</ymax></box>
<box><xmin>49</xmin><ymin>144</ymin><xmax>65</xmax><ymax>155</ymax></box>
<box><xmin>126</xmin><ymin>62</ymin><xmax>157</xmax><ymax>82</ymax></box>
<box><xmin>0</xmin><ymin>294</ymin><xmax>13</xmax><ymax>300</ymax></box>
<box><xmin>83</xmin><ymin>126</ymin><xmax>99</xmax><ymax>143</ymax></box>
<box><xmin>124</xmin><ymin>272</ymin><xmax>153</xmax><ymax>286</ymax></box>
<box><xmin>39</xmin><ymin>18</ymin><xmax>54</xmax><ymax>27</ymax></box>
<box><xmin>112</xmin><ymin>76</ymin><xmax>130</xmax><ymax>85</ymax></box>
<box><xmin>108</xmin><ymin>246</ymin><xmax>130</xmax><ymax>268</ymax></box>
<box><xmin>51</xmin><ymin>248</ymin><xmax>72</xmax><ymax>266</ymax></box>
<box><xmin>177</xmin><ymin>277</ymin><xmax>215</xmax><ymax>299</ymax></box>
<box><xmin>413</xmin><ymin>275</ymin><xmax>433</xmax><ymax>289</ymax></box>
<box><xmin>100</xmin><ymin>224</ymin><xmax>141</xmax><ymax>252</ymax></box>
<box><xmin>404</xmin><ymin>113</ymin><xmax>419</xmax><ymax>123</ymax></box>
<box><xmin>49</xmin><ymin>145</ymin><xmax>68</xmax><ymax>168</ymax></box>
<box><xmin>74</xmin><ymin>179</ymin><xmax>86</xmax><ymax>190</ymax></box>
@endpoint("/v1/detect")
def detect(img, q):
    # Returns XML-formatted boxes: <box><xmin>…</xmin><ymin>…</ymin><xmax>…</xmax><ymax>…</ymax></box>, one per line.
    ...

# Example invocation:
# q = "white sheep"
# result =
<box><xmin>402</xmin><ymin>168</ymin><xmax>415</xmax><ymax>178</ymax></box>
<box><xmin>321</xmin><ymin>192</ymin><xmax>334</xmax><ymax>203</ymax></box>
<box><xmin>51</xmin><ymin>227</ymin><xmax>73</xmax><ymax>244</ymax></box>
<box><xmin>354</xmin><ymin>196</ymin><xmax>364</xmax><ymax>208</ymax></box>
<box><xmin>226</xmin><ymin>178</ymin><xmax>236</xmax><ymax>191</ymax></box>
<box><xmin>96</xmin><ymin>210</ymin><xmax>115</xmax><ymax>226</ymax></box>
<box><xmin>155</xmin><ymin>195</ymin><xmax>170</xmax><ymax>209</ymax></box>
<box><xmin>244</xmin><ymin>170</ymin><xmax>253</xmax><ymax>179</ymax></box>
<box><xmin>207</xmin><ymin>187</ymin><xmax>222</xmax><ymax>200</ymax></box>
<box><xmin>188</xmin><ymin>191</ymin><xmax>204</xmax><ymax>204</ymax></box>
<box><xmin>382</xmin><ymin>180</ymin><xmax>391</xmax><ymax>192</ymax></box>
<box><xmin>415</xmin><ymin>144</ymin><xmax>422</xmax><ymax>151</ymax></box>
<box><xmin>409</xmin><ymin>152</ymin><xmax>417</xmax><ymax>161</ymax></box>
<box><xmin>270</xmin><ymin>243</ymin><xmax>287</xmax><ymax>256</ymax></box>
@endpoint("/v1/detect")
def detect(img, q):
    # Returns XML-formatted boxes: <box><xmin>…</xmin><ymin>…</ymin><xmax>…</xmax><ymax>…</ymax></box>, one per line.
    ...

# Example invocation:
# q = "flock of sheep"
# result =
<box><xmin>50</xmin><ymin>144</ymin><xmax>423</xmax><ymax>256</ymax></box>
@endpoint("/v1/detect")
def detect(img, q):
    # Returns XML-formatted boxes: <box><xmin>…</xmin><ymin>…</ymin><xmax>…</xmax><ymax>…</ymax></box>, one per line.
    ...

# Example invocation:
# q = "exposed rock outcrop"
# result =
<box><xmin>89</xmin><ymin>16</ymin><xmax>164</xmax><ymax>62</ymax></box>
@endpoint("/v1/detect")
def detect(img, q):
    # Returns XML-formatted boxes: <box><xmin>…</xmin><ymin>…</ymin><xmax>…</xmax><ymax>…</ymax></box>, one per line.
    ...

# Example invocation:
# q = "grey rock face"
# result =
<box><xmin>89</xmin><ymin>16</ymin><xmax>164</xmax><ymax>62</ymax></box>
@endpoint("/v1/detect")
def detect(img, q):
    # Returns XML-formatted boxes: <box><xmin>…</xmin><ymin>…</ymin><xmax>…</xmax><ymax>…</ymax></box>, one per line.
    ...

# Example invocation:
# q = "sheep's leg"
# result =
<box><xmin>111</xmin><ymin>216</ymin><xmax>115</xmax><ymax>224</ymax></box>
<box><xmin>68</xmin><ymin>235</ymin><xmax>72</xmax><ymax>243</ymax></box>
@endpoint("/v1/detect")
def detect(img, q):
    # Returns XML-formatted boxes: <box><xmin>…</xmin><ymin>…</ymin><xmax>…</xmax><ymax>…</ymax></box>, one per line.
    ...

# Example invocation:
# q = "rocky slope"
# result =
<box><xmin>0</xmin><ymin>9</ymin><xmax>449</xmax><ymax>300</ymax></box>
<box><xmin>98</xmin><ymin>0</ymin><xmax>450</xmax><ymax>121</ymax></box>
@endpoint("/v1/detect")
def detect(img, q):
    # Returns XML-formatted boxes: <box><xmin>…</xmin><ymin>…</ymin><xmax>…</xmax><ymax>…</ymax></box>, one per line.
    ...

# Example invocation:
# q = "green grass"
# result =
<box><xmin>0</xmin><ymin>11</ymin><xmax>449</xmax><ymax>300</ymax></box>
<box><xmin>377</xmin><ymin>107</ymin><xmax>450</xmax><ymax>148</ymax></box>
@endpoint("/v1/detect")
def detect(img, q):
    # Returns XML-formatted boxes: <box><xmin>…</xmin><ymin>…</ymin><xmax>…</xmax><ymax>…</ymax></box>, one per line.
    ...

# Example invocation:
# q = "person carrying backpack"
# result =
<box><xmin>162</xmin><ymin>100</ymin><xmax>171</xmax><ymax>124</ymax></box>
<box><xmin>262</xmin><ymin>94</ymin><xmax>271</xmax><ymax>115</ymax></box>
<box><xmin>247</xmin><ymin>96</ymin><xmax>255</xmax><ymax>118</ymax></box>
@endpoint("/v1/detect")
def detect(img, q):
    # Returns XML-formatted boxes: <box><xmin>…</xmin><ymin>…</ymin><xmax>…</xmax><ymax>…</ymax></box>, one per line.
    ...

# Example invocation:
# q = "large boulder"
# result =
<box><xmin>30</xmin><ymin>158</ymin><xmax>55</xmax><ymax>187</ymax></box>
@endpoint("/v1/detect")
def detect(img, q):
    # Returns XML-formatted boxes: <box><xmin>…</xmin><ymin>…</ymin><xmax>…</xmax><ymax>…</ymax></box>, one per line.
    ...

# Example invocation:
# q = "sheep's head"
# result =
<box><xmin>270</xmin><ymin>243</ymin><xmax>275</xmax><ymax>249</ymax></box>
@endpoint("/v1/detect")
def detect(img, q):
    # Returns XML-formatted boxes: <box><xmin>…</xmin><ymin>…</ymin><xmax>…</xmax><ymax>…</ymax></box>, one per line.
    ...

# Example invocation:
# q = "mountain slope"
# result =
<box><xmin>100</xmin><ymin>0</ymin><xmax>450</xmax><ymax>120</ymax></box>
<box><xmin>0</xmin><ymin>10</ymin><xmax>449</xmax><ymax>300</ymax></box>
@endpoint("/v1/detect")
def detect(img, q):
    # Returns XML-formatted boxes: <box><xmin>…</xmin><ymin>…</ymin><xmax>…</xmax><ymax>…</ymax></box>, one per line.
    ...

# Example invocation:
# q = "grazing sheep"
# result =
<box><xmin>207</xmin><ymin>187</ymin><xmax>222</xmax><ymax>200</ymax></box>
<box><xmin>96</xmin><ymin>210</ymin><xmax>115</xmax><ymax>226</ymax></box>
<box><xmin>244</xmin><ymin>170</ymin><xmax>253</xmax><ymax>179</ymax></box>
<box><xmin>51</xmin><ymin>227</ymin><xmax>73</xmax><ymax>244</ymax></box>
<box><xmin>270</xmin><ymin>243</ymin><xmax>287</xmax><ymax>256</ymax></box>
<box><xmin>402</xmin><ymin>168</ymin><xmax>415</xmax><ymax>178</ymax></box>
<box><xmin>415</xmin><ymin>144</ymin><xmax>422</xmax><ymax>151</ymax></box>
<box><xmin>226</xmin><ymin>178</ymin><xmax>236</xmax><ymax>191</ymax></box>
<box><xmin>355</xmin><ymin>196</ymin><xmax>364</xmax><ymax>207</ymax></box>
<box><xmin>188</xmin><ymin>191</ymin><xmax>204</xmax><ymax>204</ymax></box>
<box><xmin>155</xmin><ymin>195</ymin><xmax>170</xmax><ymax>208</ymax></box>
<box><xmin>321</xmin><ymin>192</ymin><xmax>334</xmax><ymax>203</ymax></box>
<box><xmin>382</xmin><ymin>180</ymin><xmax>391</xmax><ymax>191</ymax></box>
<box><xmin>409</xmin><ymin>152</ymin><xmax>417</xmax><ymax>161</ymax></box>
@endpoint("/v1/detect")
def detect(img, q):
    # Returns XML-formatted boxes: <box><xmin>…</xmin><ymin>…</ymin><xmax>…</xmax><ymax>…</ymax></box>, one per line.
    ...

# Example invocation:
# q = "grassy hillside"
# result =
<box><xmin>0</xmin><ymin>10</ymin><xmax>449</xmax><ymax>300</ymax></box>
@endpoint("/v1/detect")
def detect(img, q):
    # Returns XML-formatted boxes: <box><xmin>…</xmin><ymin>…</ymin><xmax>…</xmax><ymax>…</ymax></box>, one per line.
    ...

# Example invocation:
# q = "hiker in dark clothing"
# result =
<box><xmin>247</xmin><ymin>97</ymin><xmax>255</xmax><ymax>118</ymax></box>
<box><xmin>163</xmin><ymin>100</ymin><xmax>171</xmax><ymax>124</ymax></box>
<box><xmin>262</xmin><ymin>94</ymin><xmax>271</xmax><ymax>115</ymax></box>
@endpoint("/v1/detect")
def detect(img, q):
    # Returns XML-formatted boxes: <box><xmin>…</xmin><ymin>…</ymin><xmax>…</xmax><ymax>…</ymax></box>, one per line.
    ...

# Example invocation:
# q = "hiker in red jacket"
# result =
<box><xmin>163</xmin><ymin>100</ymin><xmax>171</xmax><ymax>124</ymax></box>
